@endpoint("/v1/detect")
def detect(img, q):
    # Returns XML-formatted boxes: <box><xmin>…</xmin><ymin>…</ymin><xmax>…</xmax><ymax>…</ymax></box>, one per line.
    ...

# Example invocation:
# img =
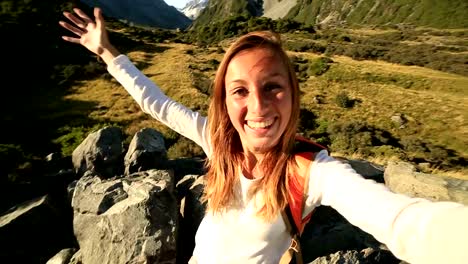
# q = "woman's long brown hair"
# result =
<box><xmin>204</xmin><ymin>31</ymin><xmax>301</xmax><ymax>220</ymax></box>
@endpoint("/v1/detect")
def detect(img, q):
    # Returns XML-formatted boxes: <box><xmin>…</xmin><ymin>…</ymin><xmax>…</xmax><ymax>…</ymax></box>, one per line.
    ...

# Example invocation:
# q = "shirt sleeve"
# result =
<box><xmin>107</xmin><ymin>55</ymin><xmax>211</xmax><ymax>156</ymax></box>
<box><xmin>303</xmin><ymin>150</ymin><xmax>468</xmax><ymax>264</ymax></box>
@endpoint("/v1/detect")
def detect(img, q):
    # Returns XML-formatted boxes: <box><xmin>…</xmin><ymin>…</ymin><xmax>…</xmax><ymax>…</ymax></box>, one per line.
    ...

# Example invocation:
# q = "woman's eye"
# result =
<box><xmin>233</xmin><ymin>88</ymin><xmax>248</xmax><ymax>96</ymax></box>
<box><xmin>264</xmin><ymin>83</ymin><xmax>281</xmax><ymax>92</ymax></box>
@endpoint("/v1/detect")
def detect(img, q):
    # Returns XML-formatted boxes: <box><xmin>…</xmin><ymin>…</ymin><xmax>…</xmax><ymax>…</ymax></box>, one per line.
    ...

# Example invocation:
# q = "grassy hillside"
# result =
<box><xmin>287</xmin><ymin>0</ymin><xmax>468</xmax><ymax>29</ymax></box>
<box><xmin>50</xmin><ymin>25</ymin><xmax>468</xmax><ymax>180</ymax></box>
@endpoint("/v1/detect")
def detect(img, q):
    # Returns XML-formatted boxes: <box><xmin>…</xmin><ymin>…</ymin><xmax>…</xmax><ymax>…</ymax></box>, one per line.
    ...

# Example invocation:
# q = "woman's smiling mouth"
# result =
<box><xmin>246</xmin><ymin>118</ymin><xmax>275</xmax><ymax>129</ymax></box>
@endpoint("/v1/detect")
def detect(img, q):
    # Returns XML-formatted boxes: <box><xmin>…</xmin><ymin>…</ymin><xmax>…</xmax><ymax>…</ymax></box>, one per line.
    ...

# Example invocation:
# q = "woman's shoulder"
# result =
<box><xmin>293</xmin><ymin>135</ymin><xmax>329</xmax><ymax>155</ymax></box>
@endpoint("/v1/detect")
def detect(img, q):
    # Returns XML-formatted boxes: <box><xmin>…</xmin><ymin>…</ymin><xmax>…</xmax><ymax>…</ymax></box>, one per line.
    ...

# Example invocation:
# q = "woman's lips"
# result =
<box><xmin>246</xmin><ymin>118</ymin><xmax>275</xmax><ymax>129</ymax></box>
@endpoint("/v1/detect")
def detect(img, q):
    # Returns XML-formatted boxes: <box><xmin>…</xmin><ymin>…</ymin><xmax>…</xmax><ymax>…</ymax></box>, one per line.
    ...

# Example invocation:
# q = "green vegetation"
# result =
<box><xmin>190</xmin><ymin>0</ymin><xmax>261</xmax><ymax>29</ymax></box>
<box><xmin>287</xmin><ymin>0</ymin><xmax>468</xmax><ymax>29</ymax></box>
<box><xmin>52</xmin><ymin>123</ymin><xmax>122</xmax><ymax>156</ymax></box>
<box><xmin>307</xmin><ymin>57</ymin><xmax>333</xmax><ymax>76</ymax></box>
<box><xmin>335</xmin><ymin>92</ymin><xmax>354</xmax><ymax>108</ymax></box>
<box><xmin>186</xmin><ymin>15</ymin><xmax>314</xmax><ymax>45</ymax></box>
<box><xmin>285</xmin><ymin>27</ymin><xmax>468</xmax><ymax>76</ymax></box>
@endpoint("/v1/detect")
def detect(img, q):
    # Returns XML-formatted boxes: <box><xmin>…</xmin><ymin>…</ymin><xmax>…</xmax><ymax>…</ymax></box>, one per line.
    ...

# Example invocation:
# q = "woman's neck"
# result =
<box><xmin>242</xmin><ymin>152</ymin><xmax>264</xmax><ymax>179</ymax></box>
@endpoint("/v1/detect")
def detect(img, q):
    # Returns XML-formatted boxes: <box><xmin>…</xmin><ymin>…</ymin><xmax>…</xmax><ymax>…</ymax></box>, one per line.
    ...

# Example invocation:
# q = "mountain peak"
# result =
<box><xmin>181</xmin><ymin>0</ymin><xmax>209</xmax><ymax>20</ymax></box>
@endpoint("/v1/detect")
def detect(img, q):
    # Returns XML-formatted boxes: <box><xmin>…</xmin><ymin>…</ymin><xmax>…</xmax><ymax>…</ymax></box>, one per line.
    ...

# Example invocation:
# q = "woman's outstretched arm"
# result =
<box><xmin>59</xmin><ymin>7</ymin><xmax>211</xmax><ymax>155</ymax></box>
<box><xmin>304</xmin><ymin>151</ymin><xmax>468</xmax><ymax>264</ymax></box>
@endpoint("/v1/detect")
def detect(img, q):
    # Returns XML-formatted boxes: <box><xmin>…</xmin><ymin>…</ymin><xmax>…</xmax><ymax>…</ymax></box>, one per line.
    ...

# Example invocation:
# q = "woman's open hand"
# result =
<box><xmin>59</xmin><ymin>7</ymin><xmax>119</xmax><ymax>64</ymax></box>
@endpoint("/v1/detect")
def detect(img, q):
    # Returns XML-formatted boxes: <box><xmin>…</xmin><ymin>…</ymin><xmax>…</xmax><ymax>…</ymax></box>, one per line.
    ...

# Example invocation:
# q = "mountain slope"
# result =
<box><xmin>286</xmin><ymin>0</ymin><xmax>468</xmax><ymax>28</ymax></box>
<box><xmin>181</xmin><ymin>0</ymin><xmax>208</xmax><ymax>20</ymax></box>
<box><xmin>190</xmin><ymin>0</ymin><xmax>263</xmax><ymax>28</ymax></box>
<box><xmin>80</xmin><ymin>0</ymin><xmax>192</xmax><ymax>29</ymax></box>
<box><xmin>263</xmin><ymin>0</ymin><xmax>298</xmax><ymax>19</ymax></box>
<box><xmin>190</xmin><ymin>0</ymin><xmax>467</xmax><ymax>29</ymax></box>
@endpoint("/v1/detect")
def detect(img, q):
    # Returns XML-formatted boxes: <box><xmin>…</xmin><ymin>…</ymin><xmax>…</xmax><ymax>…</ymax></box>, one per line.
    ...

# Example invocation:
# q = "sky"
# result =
<box><xmin>165</xmin><ymin>0</ymin><xmax>190</xmax><ymax>9</ymax></box>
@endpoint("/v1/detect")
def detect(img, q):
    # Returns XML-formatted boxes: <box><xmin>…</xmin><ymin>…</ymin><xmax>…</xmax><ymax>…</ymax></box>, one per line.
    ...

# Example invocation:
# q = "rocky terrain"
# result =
<box><xmin>2</xmin><ymin>127</ymin><xmax>467</xmax><ymax>263</ymax></box>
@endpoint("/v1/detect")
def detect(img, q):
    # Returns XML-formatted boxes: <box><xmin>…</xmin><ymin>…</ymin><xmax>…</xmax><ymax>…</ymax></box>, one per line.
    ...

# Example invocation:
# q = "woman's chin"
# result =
<box><xmin>246</xmin><ymin>141</ymin><xmax>277</xmax><ymax>154</ymax></box>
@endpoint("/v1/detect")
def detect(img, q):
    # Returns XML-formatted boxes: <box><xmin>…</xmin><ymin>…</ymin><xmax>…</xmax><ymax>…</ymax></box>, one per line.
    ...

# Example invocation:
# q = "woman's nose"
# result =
<box><xmin>248</xmin><ymin>89</ymin><xmax>268</xmax><ymax>113</ymax></box>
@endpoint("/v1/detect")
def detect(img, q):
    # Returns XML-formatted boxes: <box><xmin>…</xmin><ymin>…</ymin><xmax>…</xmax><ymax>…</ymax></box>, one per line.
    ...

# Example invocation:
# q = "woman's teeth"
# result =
<box><xmin>247</xmin><ymin>119</ymin><xmax>274</xmax><ymax>128</ymax></box>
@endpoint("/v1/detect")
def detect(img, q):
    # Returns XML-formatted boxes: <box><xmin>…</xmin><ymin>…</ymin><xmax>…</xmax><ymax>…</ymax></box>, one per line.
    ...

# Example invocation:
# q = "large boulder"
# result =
<box><xmin>71</xmin><ymin>169</ymin><xmax>178</xmax><ymax>264</ymax></box>
<box><xmin>72</xmin><ymin>126</ymin><xmax>125</xmax><ymax>179</ymax></box>
<box><xmin>0</xmin><ymin>195</ymin><xmax>76</xmax><ymax>263</ymax></box>
<box><xmin>124</xmin><ymin>128</ymin><xmax>168</xmax><ymax>175</ymax></box>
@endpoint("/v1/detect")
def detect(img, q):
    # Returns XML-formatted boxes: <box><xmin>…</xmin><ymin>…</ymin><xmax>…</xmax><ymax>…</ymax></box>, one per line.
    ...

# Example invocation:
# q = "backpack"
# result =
<box><xmin>279</xmin><ymin>135</ymin><xmax>328</xmax><ymax>264</ymax></box>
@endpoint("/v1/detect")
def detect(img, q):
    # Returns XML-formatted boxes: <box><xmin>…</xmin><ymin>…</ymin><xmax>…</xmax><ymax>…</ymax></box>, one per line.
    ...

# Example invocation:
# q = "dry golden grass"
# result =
<box><xmin>295</xmin><ymin>54</ymin><xmax>468</xmax><ymax>156</ymax></box>
<box><xmin>431</xmin><ymin>168</ymin><xmax>468</xmax><ymax>181</ymax></box>
<box><xmin>347</xmin><ymin>28</ymin><xmax>400</xmax><ymax>36</ymax></box>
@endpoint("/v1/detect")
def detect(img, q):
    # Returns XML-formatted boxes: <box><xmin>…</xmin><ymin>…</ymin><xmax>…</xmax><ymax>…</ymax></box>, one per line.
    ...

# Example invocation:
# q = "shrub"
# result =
<box><xmin>275</xmin><ymin>19</ymin><xmax>302</xmax><ymax>32</ymax></box>
<box><xmin>326</xmin><ymin>122</ymin><xmax>399</xmax><ymax>156</ymax></box>
<box><xmin>53</xmin><ymin>126</ymin><xmax>88</xmax><ymax>157</ymax></box>
<box><xmin>335</xmin><ymin>92</ymin><xmax>354</xmax><ymax>108</ymax></box>
<box><xmin>57</xmin><ymin>64</ymin><xmax>80</xmax><ymax>85</ymax></box>
<box><xmin>307</xmin><ymin>57</ymin><xmax>333</xmax><ymax>76</ymax></box>
<box><xmin>339</xmin><ymin>35</ymin><xmax>351</xmax><ymax>42</ymax></box>
<box><xmin>371</xmin><ymin>145</ymin><xmax>405</xmax><ymax>159</ymax></box>
<box><xmin>315</xmin><ymin>120</ymin><xmax>329</xmax><ymax>134</ymax></box>
<box><xmin>167</xmin><ymin>136</ymin><xmax>205</xmax><ymax>159</ymax></box>
<box><xmin>208</xmin><ymin>59</ymin><xmax>220</xmax><ymax>68</ymax></box>
<box><xmin>285</xmin><ymin>41</ymin><xmax>326</xmax><ymax>53</ymax></box>
<box><xmin>290</xmin><ymin>56</ymin><xmax>310</xmax><ymax>82</ymax></box>
<box><xmin>298</xmin><ymin>108</ymin><xmax>318</xmax><ymax>131</ymax></box>
<box><xmin>286</xmin><ymin>41</ymin><xmax>313</xmax><ymax>52</ymax></box>
<box><xmin>399</xmin><ymin>136</ymin><xmax>428</xmax><ymax>154</ymax></box>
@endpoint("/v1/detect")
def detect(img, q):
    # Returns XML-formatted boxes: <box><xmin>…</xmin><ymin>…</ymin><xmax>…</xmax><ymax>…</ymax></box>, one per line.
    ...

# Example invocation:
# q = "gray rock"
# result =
<box><xmin>71</xmin><ymin>169</ymin><xmax>177</xmax><ymax>264</ymax></box>
<box><xmin>309</xmin><ymin>248</ymin><xmax>400</xmax><ymax>264</ymax></box>
<box><xmin>0</xmin><ymin>195</ymin><xmax>74</xmax><ymax>263</ymax></box>
<box><xmin>46</xmin><ymin>248</ymin><xmax>77</xmax><ymax>264</ymax></box>
<box><xmin>72</xmin><ymin>126</ymin><xmax>125</xmax><ymax>179</ymax></box>
<box><xmin>384</xmin><ymin>161</ymin><xmax>468</xmax><ymax>205</ymax></box>
<box><xmin>124</xmin><ymin>128</ymin><xmax>167</xmax><ymax>175</ymax></box>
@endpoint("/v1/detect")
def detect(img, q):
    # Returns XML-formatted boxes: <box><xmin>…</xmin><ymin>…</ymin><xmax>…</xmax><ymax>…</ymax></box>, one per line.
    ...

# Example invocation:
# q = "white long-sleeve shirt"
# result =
<box><xmin>108</xmin><ymin>54</ymin><xmax>468</xmax><ymax>264</ymax></box>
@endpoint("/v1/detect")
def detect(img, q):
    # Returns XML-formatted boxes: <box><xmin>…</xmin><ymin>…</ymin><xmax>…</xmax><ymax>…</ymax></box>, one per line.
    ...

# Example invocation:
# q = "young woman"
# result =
<box><xmin>59</xmin><ymin>7</ymin><xmax>468</xmax><ymax>264</ymax></box>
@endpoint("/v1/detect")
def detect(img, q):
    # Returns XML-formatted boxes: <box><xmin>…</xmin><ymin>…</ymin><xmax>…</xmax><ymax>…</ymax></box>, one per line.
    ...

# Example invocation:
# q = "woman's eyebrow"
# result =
<box><xmin>227</xmin><ymin>79</ymin><xmax>247</xmax><ymax>84</ymax></box>
<box><xmin>226</xmin><ymin>80</ymin><xmax>247</xmax><ymax>91</ymax></box>
<box><xmin>259</xmin><ymin>71</ymin><xmax>288</xmax><ymax>80</ymax></box>
<box><xmin>226</xmin><ymin>79</ymin><xmax>247</xmax><ymax>88</ymax></box>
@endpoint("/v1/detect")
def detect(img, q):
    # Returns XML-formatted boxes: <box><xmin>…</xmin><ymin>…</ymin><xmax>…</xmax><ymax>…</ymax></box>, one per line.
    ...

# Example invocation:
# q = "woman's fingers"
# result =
<box><xmin>59</xmin><ymin>20</ymin><xmax>86</xmax><ymax>37</ymax></box>
<box><xmin>61</xmin><ymin>35</ymin><xmax>81</xmax><ymax>44</ymax></box>
<box><xmin>63</xmin><ymin>11</ymin><xmax>87</xmax><ymax>29</ymax></box>
<box><xmin>94</xmin><ymin>7</ymin><xmax>105</xmax><ymax>28</ymax></box>
<box><xmin>73</xmin><ymin>8</ymin><xmax>94</xmax><ymax>24</ymax></box>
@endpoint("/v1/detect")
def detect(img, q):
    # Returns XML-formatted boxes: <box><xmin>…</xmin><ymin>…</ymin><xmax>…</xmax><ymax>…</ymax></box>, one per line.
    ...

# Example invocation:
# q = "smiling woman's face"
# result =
<box><xmin>224</xmin><ymin>47</ymin><xmax>292</xmax><ymax>155</ymax></box>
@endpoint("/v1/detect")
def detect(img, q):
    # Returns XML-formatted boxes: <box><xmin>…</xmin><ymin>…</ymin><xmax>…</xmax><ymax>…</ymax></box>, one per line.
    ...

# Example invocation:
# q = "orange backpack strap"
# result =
<box><xmin>287</xmin><ymin>152</ymin><xmax>314</xmax><ymax>234</ymax></box>
<box><xmin>288</xmin><ymin>135</ymin><xmax>328</xmax><ymax>233</ymax></box>
<box><xmin>281</xmin><ymin>152</ymin><xmax>314</xmax><ymax>264</ymax></box>
<box><xmin>282</xmin><ymin>136</ymin><xmax>328</xmax><ymax>264</ymax></box>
